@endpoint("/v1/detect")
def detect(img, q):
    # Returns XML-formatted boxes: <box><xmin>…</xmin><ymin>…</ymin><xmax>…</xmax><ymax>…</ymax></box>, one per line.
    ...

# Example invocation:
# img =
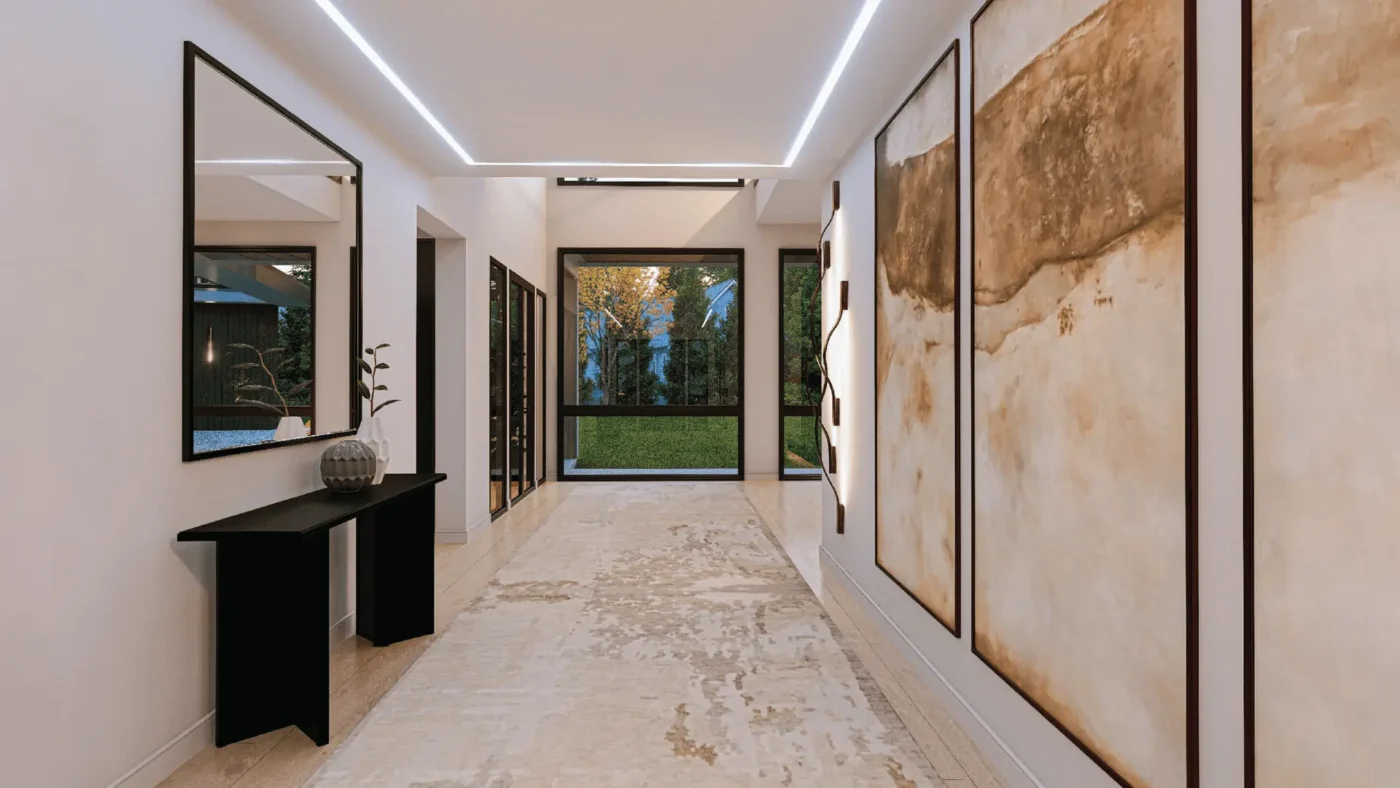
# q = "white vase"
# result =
<box><xmin>274</xmin><ymin>415</ymin><xmax>308</xmax><ymax>441</ymax></box>
<box><xmin>356</xmin><ymin>416</ymin><xmax>391</xmax><ymax>484</ymax></box>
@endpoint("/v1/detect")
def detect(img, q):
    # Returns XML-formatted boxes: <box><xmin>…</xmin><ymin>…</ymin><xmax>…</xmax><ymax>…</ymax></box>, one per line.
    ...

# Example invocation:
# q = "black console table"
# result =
<box><xmin>178</xmin><ymin>473</ymin><xmax>446</xmax><ymax>747</ymax></box>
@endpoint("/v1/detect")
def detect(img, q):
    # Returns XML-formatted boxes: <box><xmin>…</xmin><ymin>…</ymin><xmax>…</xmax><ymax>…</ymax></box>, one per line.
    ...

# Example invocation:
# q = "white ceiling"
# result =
<box><xmin>220</xmin><ymin>0</ymin><xmax>964</xmax><ymax>179</ymax></box>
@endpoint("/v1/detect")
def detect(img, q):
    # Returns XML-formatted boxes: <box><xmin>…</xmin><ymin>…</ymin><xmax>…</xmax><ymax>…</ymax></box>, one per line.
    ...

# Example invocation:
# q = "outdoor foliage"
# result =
<box><xmin>576</xmin><ymin>266</ymin><xmax>674</xmax><ymax>405</ymax></box>
<box><xmin>782</xmin><ymin>264</ymin><xmax>822</xmax><ymax>406</ymax></box>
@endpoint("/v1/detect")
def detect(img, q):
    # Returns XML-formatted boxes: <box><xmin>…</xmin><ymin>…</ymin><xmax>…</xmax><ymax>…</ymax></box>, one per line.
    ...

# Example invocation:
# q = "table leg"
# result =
<box><xmin>356</xmin><ymin>487</ymin><xmax>435</xmax><ymax>646</ymax></box>
<box><xmin>214</xmin><ymin>531</ymin><xmax>330</xmax><ymax>747</ymax></box>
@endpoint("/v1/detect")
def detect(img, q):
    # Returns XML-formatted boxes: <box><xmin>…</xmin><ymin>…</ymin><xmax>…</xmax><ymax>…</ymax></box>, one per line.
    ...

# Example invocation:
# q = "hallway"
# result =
<box><xmin>160</xmin><ymin>483</ymin><xmax>1006</xmax><ymax>788</ymax></box>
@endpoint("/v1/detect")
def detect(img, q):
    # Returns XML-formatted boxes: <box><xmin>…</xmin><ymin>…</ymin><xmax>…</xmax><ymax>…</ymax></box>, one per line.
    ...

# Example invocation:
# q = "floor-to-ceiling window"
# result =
<box><xmin>779</xmin><ymin>249</ymin><xmax>822</xmax><ymax>479</ymax></box>
<box><xmin>558</xmin><ymin>249</ymin><xmax>744</xmax><ymax>480</ymax></box>
<box><xmin>489</xmin><ymin>260</ymin><xmax>508</xmax><ymax>517</ymax></box>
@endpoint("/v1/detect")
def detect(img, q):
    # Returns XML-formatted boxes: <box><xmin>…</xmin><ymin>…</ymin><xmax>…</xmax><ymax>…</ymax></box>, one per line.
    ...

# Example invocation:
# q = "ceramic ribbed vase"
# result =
<box><xmin>355</xmin><ymin>416</ymin><xmax>391</xmax><ymax>484</ymax></box>
<box><xmin>320</xmin><ymin>439</ymin><xmax>377</xmax><ymax>493</ymax></box>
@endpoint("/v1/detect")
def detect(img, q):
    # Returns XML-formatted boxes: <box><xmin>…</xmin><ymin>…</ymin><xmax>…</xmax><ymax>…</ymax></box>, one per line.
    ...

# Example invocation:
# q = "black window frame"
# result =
<box><xmin>556</xmin><ymin>247</ymin><xmax>746</xmax><ymax>482</ymax></box>
<box><xmin>556</xmin><ymin>178</ymin><xmax>747</xmax><ymax>189</ymax></box>
<box><xmin>778</xmin><ymin>248</ymin><xmax>823</xmax><ymax>480</ymax></box>
<box><xmin>488</xmin><ymin>259</ymin><xmax>509</xmax><ymax>520</ymax></box>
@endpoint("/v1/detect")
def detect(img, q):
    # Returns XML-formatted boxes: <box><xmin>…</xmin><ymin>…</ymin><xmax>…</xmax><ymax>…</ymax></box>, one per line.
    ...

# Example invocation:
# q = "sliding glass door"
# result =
<box><xmin>779</xmin><ymin>249</ymin><xmax>822</xmax><ymax>479</ymax></box>
<box><xmin>558</xmin><ymin>248</ymin><xmax>744</xmax><ymax>480</ymax></box>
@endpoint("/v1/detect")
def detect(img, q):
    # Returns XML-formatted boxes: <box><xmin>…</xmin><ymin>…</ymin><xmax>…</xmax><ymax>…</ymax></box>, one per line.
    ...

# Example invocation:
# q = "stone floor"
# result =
<box><xmin>158</xmin><ymin>482</ymin><xmax>1005</xmax><ymax>788</ymax></box>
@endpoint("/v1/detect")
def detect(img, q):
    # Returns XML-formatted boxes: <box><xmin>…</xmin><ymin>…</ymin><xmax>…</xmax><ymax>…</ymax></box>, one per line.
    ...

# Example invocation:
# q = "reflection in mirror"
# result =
<box><xmin>185</xmin><ymin>44</ymin><xmax>361</xmax><ymax>460</ymax></box>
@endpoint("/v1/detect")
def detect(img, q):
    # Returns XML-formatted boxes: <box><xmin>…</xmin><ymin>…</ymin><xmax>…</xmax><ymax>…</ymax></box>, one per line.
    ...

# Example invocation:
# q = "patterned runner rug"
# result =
<box><xmin>308</xmin><ymin>482</ymin><xmax>942</xmax><ymax>787</ymax></box>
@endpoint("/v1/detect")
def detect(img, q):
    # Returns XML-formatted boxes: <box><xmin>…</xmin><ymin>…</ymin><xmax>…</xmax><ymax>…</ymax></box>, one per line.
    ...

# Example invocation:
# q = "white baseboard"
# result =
<box><xmin>745</xmin><ymin>472</ymin><xmax>780</xmax><ymax>481</ymax></box>
<box><xmin>437</xmin><ymin>512</ymin><xmax>491</xmax><ymax>544</ymax></box>
<box><xmin>104</xmin><ymin>711</ymin><xmax>214</xmax><ymax>788</ymax></box>
<box><xmin>331</xmin><ymin>610</ymin><xmax>356</xmax><ymax>643</ymax></box>
<box><xmin>109</xmin><ymin>610</ymin><xmax>359</xmax><ymax>788</ymax></box>
<box><xmin>819</xmin><ymin>547</ymin><xmax>1046</xmax><ymax>788</ymax></box>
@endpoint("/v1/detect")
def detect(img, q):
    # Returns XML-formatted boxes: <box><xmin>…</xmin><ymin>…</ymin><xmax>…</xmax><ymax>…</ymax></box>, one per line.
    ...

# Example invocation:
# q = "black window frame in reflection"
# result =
<box><xmin>778</xmin><ymin>249</ymin><xmax>822</xmax><ymax>480</ymax></box>
<box><xmin>556</xmin><ymin>247</ymin><xmax>746</xmax><ymax>482</ymax></box>
<box><xmin>489</xmin><ymin>259</ymin><xmax>509</xmax><ymax>519</ymax></box>
<box><xmin>182</xmin><ymin>41</ymin><xmax>363</xmax><ymax>462</ymax></box>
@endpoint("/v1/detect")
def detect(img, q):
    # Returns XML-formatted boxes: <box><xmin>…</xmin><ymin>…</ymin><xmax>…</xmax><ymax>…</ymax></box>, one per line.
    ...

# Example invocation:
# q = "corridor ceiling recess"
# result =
<box><xmin>221</xmin><ymin>0</ymin><xmax>958</xmax><ymax>179</ymax></box>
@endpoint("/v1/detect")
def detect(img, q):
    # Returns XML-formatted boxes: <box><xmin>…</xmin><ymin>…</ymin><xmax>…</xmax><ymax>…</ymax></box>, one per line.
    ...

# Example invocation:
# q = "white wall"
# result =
<box><xmin>545</xmin><ymin>183</ymin><xmax>817</xmax><ymax>479</ymax></box>
<box><xmin>430</xmin><ymin>178</ymin><xmax>547</xmax><ymax>539</ymax></box>
<box><xmin>819</xmin><ymin>3</ymin><xmax>1246</xmax><ymax>788</ymax></box>
<box><xmin>0</xmin><ymin>2</ymin><xmax>544</xmax><ymax>785</ymax></box>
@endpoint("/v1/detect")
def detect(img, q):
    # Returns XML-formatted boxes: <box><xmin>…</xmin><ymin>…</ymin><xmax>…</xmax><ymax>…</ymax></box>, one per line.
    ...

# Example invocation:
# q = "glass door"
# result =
<box><xmin>489</xmin><ymin>260</ymin><xmax>508</xmax><ymax>516</ymax></box>
<box><xmin>509</xmin><ymin>272</ymin><xmax>537</xmax><ymax>503</ymax></box>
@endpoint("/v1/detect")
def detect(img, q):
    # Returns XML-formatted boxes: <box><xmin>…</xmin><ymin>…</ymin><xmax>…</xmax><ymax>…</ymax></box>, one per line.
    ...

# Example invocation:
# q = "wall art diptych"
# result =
<box><xmin>1248</xmin><ymin>2</ymin><xmax>1400</xmax><ymax>786</ymax></box>
<box><xmin>970</xmin><ymin>0</ymin><xmax>1195</xmax><ymax>786</ymax></box>
<box><xmin>874</xmin><ymin>41</ymin><xmax>961</xmax><ymax>635</ymax></box>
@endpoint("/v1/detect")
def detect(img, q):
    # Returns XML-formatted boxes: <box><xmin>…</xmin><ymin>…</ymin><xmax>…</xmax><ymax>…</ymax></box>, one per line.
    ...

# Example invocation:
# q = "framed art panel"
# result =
<box><xmin>1246</xmin><ymin>3</ymin><xmax>1400</xmax><ymax>786</ymax></box>
<box><xmin>970</xmin><ymin>1</ymin><xmax>1198</xmax><ymax>786</ymax></box>
<box><xmin>874</xmin><ymin>41</ymin><xmax>962</xmax><ymax>636</ymax></box>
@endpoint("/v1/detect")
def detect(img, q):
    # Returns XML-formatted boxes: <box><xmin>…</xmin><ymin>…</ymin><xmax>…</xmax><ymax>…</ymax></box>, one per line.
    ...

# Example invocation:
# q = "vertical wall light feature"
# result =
<box><xmin>205</xmin><ymin>326</ymin><xmax>215</xmax><ymax>364</ymax></box>
<box><xmin>815</xmin><ymin>180</ymin><xmax>847</xmax><ymax>535</ymax></box>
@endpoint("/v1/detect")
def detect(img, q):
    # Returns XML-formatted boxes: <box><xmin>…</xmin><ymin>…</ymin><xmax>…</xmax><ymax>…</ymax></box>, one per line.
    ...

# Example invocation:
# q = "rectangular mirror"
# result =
<box><xmin>184</xmin><ymin>43</ymin><xmax>363</xmax><ymax>461</ymax></box>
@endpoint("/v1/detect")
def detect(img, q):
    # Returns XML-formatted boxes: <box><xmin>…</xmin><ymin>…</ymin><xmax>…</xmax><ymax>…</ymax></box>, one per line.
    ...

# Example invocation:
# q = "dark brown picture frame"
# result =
<box><xmin>966</xmin><ymin>1</ymin><xmax>1200</xmax><ymax>786</ymax></box>
<box><xmin>872</xmin><ymin>40</ymin><xmax>963</xmax><ymax>639</ymax></box>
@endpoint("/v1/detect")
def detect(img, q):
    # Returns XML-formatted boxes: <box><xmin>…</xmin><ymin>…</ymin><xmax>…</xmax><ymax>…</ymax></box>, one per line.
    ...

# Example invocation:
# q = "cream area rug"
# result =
<box><xmin>308</xmin><ymin>483</ymin><xmax>943</xmax><ymax>787</ymax></box>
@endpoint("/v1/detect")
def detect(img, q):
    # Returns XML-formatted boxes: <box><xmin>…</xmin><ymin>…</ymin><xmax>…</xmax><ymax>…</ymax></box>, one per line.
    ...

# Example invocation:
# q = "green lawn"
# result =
<box><xmin>784</xmin><ymin>415</ymin><xmax>821</xmax><ymax>469</ymax></box>
<box><xmin>576</xmin><ymin>417</ymin><xmax>738</xmax><ymax>470</ymax></box>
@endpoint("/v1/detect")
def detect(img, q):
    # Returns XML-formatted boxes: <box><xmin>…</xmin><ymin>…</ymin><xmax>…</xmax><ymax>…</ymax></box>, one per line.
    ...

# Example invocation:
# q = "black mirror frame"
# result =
<box><xmin>182</xmin><ymin>42</ymin><xmax>364</xmax><ymax>462</ymax></box>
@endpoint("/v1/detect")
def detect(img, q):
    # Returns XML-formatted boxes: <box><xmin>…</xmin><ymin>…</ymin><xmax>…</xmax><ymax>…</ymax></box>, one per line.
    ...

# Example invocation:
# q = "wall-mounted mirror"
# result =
<box><xmin>183</xmin><ymin>43</ymin><xmax>363</xmax><ymax>461</ymax></box>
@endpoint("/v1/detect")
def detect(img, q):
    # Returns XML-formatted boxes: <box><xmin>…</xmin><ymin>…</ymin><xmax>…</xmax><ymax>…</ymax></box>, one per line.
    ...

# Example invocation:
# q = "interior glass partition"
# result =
<box><xmin>489</xmin><ymin>260</ymin><xmax>508</xmax><ymax>516</ymax></box>
<box><xmin>779</xmin><ymin>249</ymin><xmax>822</xmax><ymax>479</ymax></box>
<box><xmin>509</xmin><ymin>272</ymin><xmax>537</xmax><ymax>503</ymax></box>
<box><xmin>558</xmin><ymin>249</ymin><xmax>744</xmax><ymax>480</ymax></box>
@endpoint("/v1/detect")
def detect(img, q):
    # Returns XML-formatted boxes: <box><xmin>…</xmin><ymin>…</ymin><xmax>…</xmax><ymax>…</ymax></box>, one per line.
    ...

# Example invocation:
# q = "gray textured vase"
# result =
<box><xmin>320</xmin><ymin>440</ymin><xmax>377</xmax><ymax>493</ymax></box>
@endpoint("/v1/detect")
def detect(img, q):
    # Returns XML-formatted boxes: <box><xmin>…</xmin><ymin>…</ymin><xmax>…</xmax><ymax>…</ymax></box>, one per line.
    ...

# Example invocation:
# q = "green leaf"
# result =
<box><xmin>375</xmin><ymin>363</ymin><xmax>389</xmax><ymax>370</ymax></box>
<box><xmin>286</xmin><ymin>380</ymin><xmax>313</xmax><ymax>398</ymax></box>
<box><xmin>364</xmin><ymin>347</ymin><xmax>375</xmax><ymax>355</ymax></box>
<box><xmin>357</xmin><ymin>380</ymin><xmax>372</xmax><ymax>399</ymax></box>
<box><xmin>237</xmin><ymin>384</ymin><xmax>277</xmax><ymax>394</ymax></box>
<box><xmin>263</xmin><ymin>348</ymin><xmax>286</xmax><ymax>356</ymax></box>
<box><xmin>374</xmin><ymin>384</ymin><xmax>387</xmax><ymax>391</ymax></box>
<box><xmin>230</xmin><ymin>362</ymin><xmax>261</xmax><ymax>370</ymax></box>
<box><xmin>358</xmin><ymin>358</ymin><xmax>373</xmax><ymax>375</ymax></box>
<box><xmin>226</xmin><ymin>343</ymin><xmax>257</xmax><ymax>352</ymax></box>
<box><xmin>375</xmin><ymin>343</ymin><xmax>390</xmax><ymax>350</ymax></box>
<box><xmin>371</xmin><ymin>398</ymin><xmax>401</xmax><ymax>415</ymax></box>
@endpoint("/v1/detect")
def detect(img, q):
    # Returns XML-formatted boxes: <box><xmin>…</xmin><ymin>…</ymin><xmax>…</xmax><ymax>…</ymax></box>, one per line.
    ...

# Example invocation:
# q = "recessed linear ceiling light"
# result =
<box><xmin>784</xmin><ymin>0</ymin><xmax>883</xmax><ymax>168</ymax></box>
<box><xmin>313</xmin><ymin>0</ymin><xmax>883</xmax><ymax>169</ymax></box>
<box><xmin>313</xmin><ymin>0</ymin><xmax>475</xmax><ymax>165</ymax></box>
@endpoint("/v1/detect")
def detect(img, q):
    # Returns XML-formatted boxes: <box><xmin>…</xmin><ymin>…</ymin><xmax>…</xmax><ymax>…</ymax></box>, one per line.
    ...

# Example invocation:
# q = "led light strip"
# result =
<box><xmin>312</xmin><ymin>0</ymin><xmax>883</xmax><ymax>169</ymax></box>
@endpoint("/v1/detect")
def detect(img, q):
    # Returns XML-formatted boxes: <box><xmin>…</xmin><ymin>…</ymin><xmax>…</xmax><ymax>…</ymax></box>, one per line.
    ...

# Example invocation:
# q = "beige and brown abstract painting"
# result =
<box><xmin>1251</xmin><ymin>3</ymin><xmax>1400</xmax><ymax>786</ymax></box>
<box><xmin>971</xmin><ymin>0</ymin><xmax>1190</xmax><ymax>786</ymax></box>
<box><xmin>875</xmin><ymin>43</ymin><xmax>961</xmax><ymax>634</ymax></box>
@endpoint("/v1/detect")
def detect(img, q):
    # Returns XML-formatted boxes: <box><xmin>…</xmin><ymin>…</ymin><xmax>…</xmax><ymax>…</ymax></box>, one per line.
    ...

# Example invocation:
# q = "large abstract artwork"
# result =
<box><xmin>1249</xmin><ymin>3</ymin><xmax>1400</xmax><ymax>786</ymax></box>
<box><xmin>971</xmin><ymin>0</ymin><xmax>1193</xmax><ymax>786</ymax></box>
<box><xmin>875</xmin><ymin>42</ymin><xmax>961</xmax><ymax>635</ymax></box>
